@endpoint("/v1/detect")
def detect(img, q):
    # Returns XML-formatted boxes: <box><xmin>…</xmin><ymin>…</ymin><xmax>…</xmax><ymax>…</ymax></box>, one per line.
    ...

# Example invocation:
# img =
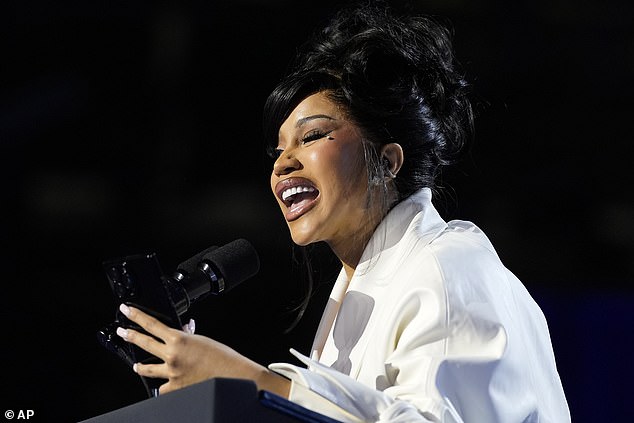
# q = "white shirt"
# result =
<box><xmin>270</xmin><ymin>188</ymin><xmax>570</xmax><ymax>422</ymax></box>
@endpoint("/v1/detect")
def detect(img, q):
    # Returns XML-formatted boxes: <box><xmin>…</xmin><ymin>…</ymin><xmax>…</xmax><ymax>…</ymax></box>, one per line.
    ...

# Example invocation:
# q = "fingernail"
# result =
<box><xmin>132</xmin><ymin>363</ymin><xmax>138</xmax><ymax>373</ymax></box>
<box><xmin>116</xmin><ymin>327</ymin><xmax>128</xmax><ymax>339</ymax></box>
<box><xmin>119</xmin><ymin>303</ymin><xmax>130</xmax><ymax>317</ymax></box>
<box><xmin>187</xmin><ymin>318</ymin><xmax>196</xmax><ymax>334</ymax></box>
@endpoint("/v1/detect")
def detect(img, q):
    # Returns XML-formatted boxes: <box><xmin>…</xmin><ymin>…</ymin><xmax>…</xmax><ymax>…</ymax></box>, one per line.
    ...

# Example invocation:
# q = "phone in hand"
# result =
<box><xmin>99</xmin><ymin>252</ymin><xmax>182</xmax><ymax>395</ymax></box>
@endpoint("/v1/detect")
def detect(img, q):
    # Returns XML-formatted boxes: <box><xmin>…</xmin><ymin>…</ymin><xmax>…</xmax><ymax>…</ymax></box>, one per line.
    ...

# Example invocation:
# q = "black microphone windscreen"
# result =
<box><xmin>203</xmin><ymin>239</ymin><xmax>260</xmax><ymax>292</ymax></box>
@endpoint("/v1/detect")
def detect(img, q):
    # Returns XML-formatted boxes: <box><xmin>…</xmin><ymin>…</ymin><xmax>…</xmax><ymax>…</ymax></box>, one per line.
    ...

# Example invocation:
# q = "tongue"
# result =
<box><xmin>289</xmin><ymin>191</ymin><xmax>317</xmax><ymax>211</ymax></box>
<box><xmin>290</xmin><ymin>197</ymin><xmax>311</xmax><ymax>211</ymax></box>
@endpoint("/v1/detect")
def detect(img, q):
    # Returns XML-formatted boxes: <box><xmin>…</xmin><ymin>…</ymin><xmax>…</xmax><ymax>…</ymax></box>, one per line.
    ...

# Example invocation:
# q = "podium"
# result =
<box><xmin>79</xmin><ymin>378</ymin><xmax>341</xmax><ymax>423</ymax></box>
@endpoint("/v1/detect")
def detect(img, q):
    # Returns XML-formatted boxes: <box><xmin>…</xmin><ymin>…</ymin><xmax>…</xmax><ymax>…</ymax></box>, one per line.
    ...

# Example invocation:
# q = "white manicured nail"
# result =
<box><xmin>116</xmin><ymin>327</ymin><xmax>128</xmax><ymax>339</ymax></box>
<box><xmin>119</xmin><ymin>303</ymin><xmax>130</xmax><ymax>316</ymax></box>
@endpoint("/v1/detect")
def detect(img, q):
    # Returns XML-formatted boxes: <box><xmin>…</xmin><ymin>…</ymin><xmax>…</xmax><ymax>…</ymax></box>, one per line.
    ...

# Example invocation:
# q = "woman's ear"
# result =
<box><xmin>380</xmin><ymin>143</ymin><xmax>404</xmax><ymax>178</ymax></box>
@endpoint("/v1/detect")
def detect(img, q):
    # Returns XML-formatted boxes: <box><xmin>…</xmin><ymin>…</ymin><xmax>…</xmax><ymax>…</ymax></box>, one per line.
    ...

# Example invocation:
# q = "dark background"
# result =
<box><xmin>2</xmin><ymin>0</ymin><xmax>633</xmax><ymax>421</ymax></box>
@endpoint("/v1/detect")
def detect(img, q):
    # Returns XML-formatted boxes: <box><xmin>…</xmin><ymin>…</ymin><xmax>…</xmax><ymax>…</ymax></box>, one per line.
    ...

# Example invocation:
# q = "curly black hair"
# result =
<box><xmin>264</xmin><ymin>1</ymin><xmax>474</xmax><ymax>203</ymax></box>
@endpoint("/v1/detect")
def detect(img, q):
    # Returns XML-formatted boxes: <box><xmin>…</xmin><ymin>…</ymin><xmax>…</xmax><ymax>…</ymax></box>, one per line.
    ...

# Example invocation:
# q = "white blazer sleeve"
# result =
<box><xmin>269</xmin><ymin>349</ymin><xmax>464</xmax><ymax>423</ymax></box>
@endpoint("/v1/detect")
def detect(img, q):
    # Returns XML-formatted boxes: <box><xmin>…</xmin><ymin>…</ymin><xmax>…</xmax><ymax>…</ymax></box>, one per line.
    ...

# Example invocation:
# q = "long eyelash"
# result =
<box><xmin>302</xmin><ymin>129</ymin><xmax>334</xmax><ymax>143</ymax></box>
<box><xmin>270</xmin><ymin>129</ymin><xmax>334</xmax><ymax>160</ymax></box>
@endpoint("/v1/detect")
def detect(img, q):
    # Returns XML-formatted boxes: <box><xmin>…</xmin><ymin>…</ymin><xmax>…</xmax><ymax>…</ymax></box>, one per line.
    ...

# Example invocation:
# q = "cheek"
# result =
<box><xmin>308</xmin><ymin>147</ymin><xmax>367</xmax><ymax>207</ymax></box>
<box><xmin>330</xmin><ymin>144</ymin><xmax>368</xmax><ymax>193</ymax></box>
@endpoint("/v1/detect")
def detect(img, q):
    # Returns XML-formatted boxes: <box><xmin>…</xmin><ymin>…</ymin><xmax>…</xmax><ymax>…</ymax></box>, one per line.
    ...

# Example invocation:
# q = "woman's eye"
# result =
<box><xmin>301</xmin><ymin>129</ymin><xmax>333</xmax><ymax>144</ymax></box>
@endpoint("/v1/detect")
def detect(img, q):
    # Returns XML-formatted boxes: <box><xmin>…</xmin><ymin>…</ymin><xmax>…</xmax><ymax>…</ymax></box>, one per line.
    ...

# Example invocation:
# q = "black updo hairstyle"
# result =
<box><xmin>264</xmin><ymin>2</ymin><xmax>474</xmax><ymax>331</ymax></box>
<box><xmin>264</xmin><ymin>1</ymin><xmax>474</xmax><ymax>207</ymax></box>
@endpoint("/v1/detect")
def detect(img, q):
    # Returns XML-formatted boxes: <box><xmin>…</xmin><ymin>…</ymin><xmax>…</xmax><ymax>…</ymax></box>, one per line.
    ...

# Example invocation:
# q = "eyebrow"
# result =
<box><xmin>295</xmin><ymin>114</ymin><xmax>335</xmax><ymax>128</ymax></box>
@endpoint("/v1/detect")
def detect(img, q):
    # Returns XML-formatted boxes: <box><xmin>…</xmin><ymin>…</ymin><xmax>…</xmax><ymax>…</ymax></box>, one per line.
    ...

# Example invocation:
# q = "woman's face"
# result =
<box><xmin>270</xmin><ymin>92</ymin><xmax>376</xmax><ymax>254</ymax></box>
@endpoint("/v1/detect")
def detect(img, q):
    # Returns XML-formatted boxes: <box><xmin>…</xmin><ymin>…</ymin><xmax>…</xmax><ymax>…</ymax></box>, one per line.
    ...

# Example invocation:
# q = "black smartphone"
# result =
<box><xmin>101</xmin><ymin>252</ymin><xmax>182</xmax><ymax>395</ymax></box>
<box><xmin>103</xmin><ymin>252</ymin><xmax>182</xmax><ymax>330</ymax></box>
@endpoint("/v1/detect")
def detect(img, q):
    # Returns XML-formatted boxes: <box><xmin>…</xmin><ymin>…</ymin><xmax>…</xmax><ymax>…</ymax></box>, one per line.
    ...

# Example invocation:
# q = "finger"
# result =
<box><xmin>134</xmin><ymin>362</ymin><xmax>168</xmax><ymax>379</ymax></box>
<box><xmin>120</xmin><ymin>304</ymin><xmax>173</xmax><ymax>340</ymax></box>
<box><xmin>116</xmin><ymin>326</ymin><xmax>166</xmax><ymax>359</ymax></box>
<box><xmin>159</xmin><ymin>381</ymin><xmax>177</xmax><ymax>395</ymax></box>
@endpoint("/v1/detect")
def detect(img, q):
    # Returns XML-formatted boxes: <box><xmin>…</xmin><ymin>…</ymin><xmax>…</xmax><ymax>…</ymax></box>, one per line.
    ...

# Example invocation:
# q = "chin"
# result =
<box><xmin>287</xmin><ymin>222</ymin><xmax>319</xmax><ymax>247</ymax></box>
<box><xmin>290</xmin><ymin>232</ymin><xmax>315</xmax><ymax>247</ymax></box>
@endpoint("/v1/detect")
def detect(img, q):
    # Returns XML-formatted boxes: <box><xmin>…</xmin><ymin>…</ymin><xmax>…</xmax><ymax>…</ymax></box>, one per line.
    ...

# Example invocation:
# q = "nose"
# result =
<box><xmin>273</xmin><ymin>150</ymin><xmax>302</xmax><ymax>176</ymax></box>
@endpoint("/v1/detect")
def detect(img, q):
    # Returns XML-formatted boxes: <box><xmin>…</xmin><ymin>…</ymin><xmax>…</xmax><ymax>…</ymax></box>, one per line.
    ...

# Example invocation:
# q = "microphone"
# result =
<box><xmin>167</xmin><ymin>238</ymin><xmax>260</xmax><ymax>315</ymax></box>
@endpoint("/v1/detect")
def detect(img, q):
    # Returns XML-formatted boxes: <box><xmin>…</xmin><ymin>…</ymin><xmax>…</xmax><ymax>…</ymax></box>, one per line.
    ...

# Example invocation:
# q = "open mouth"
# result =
<box><xmin>275</xmin><ymin>178</ymin><xmax>320</xmax><ymax>221</ymax></box>
<box><xmin>282</xmin><ymin>185</ymin><xmax>317</xmax><ymax>205</ymax></box>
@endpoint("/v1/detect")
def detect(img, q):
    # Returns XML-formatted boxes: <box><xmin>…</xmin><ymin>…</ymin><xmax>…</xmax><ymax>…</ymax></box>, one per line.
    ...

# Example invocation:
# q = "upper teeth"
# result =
<box><xmin>282</xmin><ymin>186</ymin><xmax>315</xmax><ymax>202</ymax></box>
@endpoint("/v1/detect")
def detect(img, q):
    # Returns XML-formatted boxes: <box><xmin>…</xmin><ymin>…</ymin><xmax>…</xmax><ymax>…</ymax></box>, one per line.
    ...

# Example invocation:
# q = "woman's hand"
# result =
<box><xmin>116</xmin><ymin>304</ymin><xmax>290</xmax><ymax>397</ymax></box>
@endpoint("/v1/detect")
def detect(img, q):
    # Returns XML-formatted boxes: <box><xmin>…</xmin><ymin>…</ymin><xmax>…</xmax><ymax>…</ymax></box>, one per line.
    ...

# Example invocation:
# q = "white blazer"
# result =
<box><xmin>270</xmin><ymin>188</ymin><xmax>570</xmax><ymax>422</ymax></box>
